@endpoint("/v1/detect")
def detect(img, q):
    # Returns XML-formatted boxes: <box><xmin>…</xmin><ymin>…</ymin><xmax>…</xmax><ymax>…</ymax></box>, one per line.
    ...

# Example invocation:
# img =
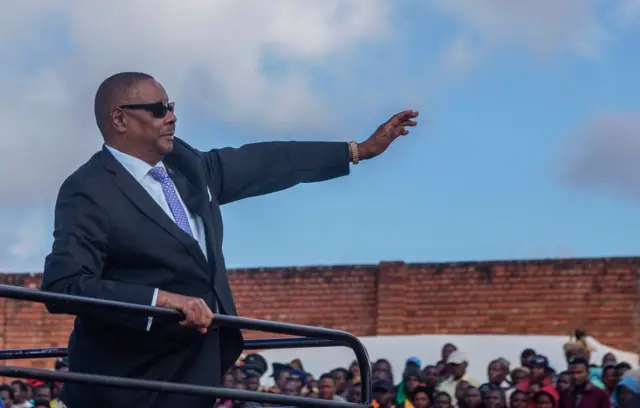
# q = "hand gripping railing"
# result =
<box><xmin>0</xmin><ymin>284</ymin><xmax>372</xmax><ymax>408</ymax></box>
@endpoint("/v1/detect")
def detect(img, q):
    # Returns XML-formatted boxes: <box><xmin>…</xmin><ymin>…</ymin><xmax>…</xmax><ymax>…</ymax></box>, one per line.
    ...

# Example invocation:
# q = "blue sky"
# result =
<box><xmin>1</xmin><ymin>1</ymin><xmax>640</xmax><ymax>271</ymax></box>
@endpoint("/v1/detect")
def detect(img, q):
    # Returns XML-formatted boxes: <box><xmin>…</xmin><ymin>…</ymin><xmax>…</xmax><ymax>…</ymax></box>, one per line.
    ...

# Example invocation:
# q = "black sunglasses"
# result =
<box><xmin>119</xmin><ymin>101</ymin><xmax>175</xmax><ymax>118</ymax></box>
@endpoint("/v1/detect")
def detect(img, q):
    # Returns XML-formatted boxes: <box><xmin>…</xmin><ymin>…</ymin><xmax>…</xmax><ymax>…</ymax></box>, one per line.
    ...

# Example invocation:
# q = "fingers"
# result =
<box><xmin>178</xmin><ymin>297</ymin><xmax>214</xmax><ymax>334</ymax></box>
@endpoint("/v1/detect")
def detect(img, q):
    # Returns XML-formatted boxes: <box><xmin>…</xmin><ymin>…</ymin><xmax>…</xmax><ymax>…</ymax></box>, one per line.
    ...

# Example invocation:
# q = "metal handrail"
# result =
<box><xmin>0</xmin><ymin>284</ymin><xmax>372</xmax><ymax>407</ymax></box>
<box><xmin>0</xmin><ymin>338</ymin><xmax>341</xmax><ymax>361</ymax></box>
<box><xmin>0</xmin><ymin>365</ymin><xmax>358</xmax><ymax>408</ymax></box>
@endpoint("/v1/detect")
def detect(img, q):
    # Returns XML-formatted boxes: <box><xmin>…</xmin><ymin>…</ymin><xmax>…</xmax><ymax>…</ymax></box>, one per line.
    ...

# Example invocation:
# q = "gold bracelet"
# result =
<box><xmin>348</xmin><ymin>141</ymin><xmax>359</xmax><ymax>165</ymax></box>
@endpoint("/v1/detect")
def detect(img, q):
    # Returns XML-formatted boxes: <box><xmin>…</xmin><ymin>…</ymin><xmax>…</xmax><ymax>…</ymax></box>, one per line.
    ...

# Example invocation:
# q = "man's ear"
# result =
<box><xmin>112</xmin><ymin>108</ymin><xmax>127</xmax><ymax>133</ymax></box>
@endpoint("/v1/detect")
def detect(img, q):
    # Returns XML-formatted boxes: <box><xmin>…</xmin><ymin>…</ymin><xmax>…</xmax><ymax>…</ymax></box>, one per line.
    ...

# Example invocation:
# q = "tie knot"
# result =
<box><xmin>148</xmin><ymin>166</ymin><xmax>170</xmax><ymax>183</ymax></box>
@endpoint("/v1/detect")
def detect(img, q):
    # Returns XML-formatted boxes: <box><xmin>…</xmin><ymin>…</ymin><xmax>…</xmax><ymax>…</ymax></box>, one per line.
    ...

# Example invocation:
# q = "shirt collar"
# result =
<box><xmin>105</xmin><ymin>144</ymin><xmax>165</xmax><ymax>182</ymax></box>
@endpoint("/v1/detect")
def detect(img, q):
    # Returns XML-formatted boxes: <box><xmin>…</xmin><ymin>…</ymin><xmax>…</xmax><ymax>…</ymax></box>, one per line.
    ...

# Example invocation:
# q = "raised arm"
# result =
<box><xmin>202</xmin><ymin>141</ymin><xmax>350</xmax><ymax>205</ymax></box>
<box><xmin>202</xmin><ymin>110</ymin><xmax>419</xmax><ymax>205</ymax></box>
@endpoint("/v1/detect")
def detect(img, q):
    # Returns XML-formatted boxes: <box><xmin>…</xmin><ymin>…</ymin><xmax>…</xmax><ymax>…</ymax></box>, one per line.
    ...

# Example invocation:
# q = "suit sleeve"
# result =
<box><xmin>201</xmin><ymin>141</ymin><xmax>351</xmax><ymax>205</ymax></box>
<box><xmin>41</xmin><ymin>177</ymin><xmax>156</xmax><ymax>331</ymax></box>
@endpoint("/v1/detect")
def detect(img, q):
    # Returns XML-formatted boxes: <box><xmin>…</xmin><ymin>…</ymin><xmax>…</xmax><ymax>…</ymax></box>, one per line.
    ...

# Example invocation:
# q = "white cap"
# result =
<box><xmin>447</xmin><ymin>351</ymin><xmax>468</xmax><ymax>365</ymax></box>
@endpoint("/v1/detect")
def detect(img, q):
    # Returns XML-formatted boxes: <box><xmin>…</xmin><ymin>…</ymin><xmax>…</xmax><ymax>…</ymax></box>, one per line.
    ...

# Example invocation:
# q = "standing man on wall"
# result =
<box><xmin>41</xmin><ymin>71</ymin><xmax>419</xmax><ymax>408</ymax></box>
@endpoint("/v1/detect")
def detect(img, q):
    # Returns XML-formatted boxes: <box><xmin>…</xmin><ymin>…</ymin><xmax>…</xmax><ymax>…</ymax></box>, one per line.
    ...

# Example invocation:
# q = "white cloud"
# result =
<box><xmin>431</xmin><ymin>0</ymin><xmax>610</xmax><ymax>63</ymax></box>
<box><xmin>0</xmin><ymin>0</ymin><xmax>391</xmax><ymax>207</ymax></box>
<box><xmin>561</xmin><ymin>111</ymin><xmax>640</xmax><ymax>201</ymax></box>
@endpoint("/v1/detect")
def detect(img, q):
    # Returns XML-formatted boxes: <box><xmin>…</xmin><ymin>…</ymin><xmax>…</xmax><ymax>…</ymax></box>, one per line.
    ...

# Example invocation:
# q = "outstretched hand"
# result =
<box><xmin>357</xmin><ymin>110</ymin><xmax>419</xmax><ymax>160</ymax></box>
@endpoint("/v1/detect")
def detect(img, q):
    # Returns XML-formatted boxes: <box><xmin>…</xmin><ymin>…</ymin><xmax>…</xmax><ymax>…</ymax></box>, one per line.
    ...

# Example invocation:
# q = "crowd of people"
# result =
<box><xmin>0</xmin><ymin>331</ymin><xmax>638</xmax><ymax>408</ymax></box>
<box><xmin>216</xmin><ymin>331</ymin><xmax>638</xmax><ymax>408</ymax></box>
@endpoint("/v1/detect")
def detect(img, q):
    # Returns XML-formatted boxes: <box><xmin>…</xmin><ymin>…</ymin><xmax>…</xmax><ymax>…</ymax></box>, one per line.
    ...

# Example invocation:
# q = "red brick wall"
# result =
<box><xmin>1</xmin><ymin>257</ymin><xmax>638</xmax><ymax>379</ymax></box>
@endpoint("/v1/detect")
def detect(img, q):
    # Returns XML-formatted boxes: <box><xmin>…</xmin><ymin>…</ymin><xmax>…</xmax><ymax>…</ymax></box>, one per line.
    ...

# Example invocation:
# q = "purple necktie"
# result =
<box><xmin>148</xmin><ymin>167</ymin><xmax>194</xmax><ymax>237</ymax></box>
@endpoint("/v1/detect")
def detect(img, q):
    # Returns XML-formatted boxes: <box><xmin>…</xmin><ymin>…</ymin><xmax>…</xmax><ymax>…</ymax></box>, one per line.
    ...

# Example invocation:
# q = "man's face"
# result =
<box><xmin>488</xmin><ymin>362</ymin><xmax>505</xmax><ymax>384</ymax></box>
<box><xmin>373</xmin><ymin>370</ymin><xmax>391</xmax><ymax>382</ymax></box>
<box><xmin>223</xmin><ymin>373</ymin><xmax>235</xmax><ymax>388</ymax></box>
<box><xmin>570</xmin><ymin>363</ymin><xmax>589</xmax><ymax>387</ymax></box>
<box><xmin>511</xmin><ymin>369</ymin><xmax>528</xmax><ymax>385</ymax></box>
<box><xmin>434</xmin><ymin>393</ymin><xmax>451</xmax><ymax>408</ymax></box>
<box><xmin>373</xmin><ymin>389</ymin><xmax>391</xmax><ymax>406</ymax></box>
<box><xmin>34</xmin><ymin>386</ymin><xmax>51</xmax><ymax>400</ymax></box>
<box><xmin>510</xmin><ymin>392</ymin><xmax>528</xmax><ymax>408</ymax></box>
<box><xmin>318</xmin><ymin>378</ymin><xmax>335</xmax><ymax>400</ymax></box>
<box><xmin>449</xmin><ymin>362</ymin><xmax>466</xmax><ymax>378</ymax></box>
<box><xmin>276</xmin><ymin>371</ymin><xmax>290</xmax><ymax>389</ymax></box>
<box><xmin>246</xmin><ymin>376</ymin><xmax>260</xmax><ymax>391</ymax></box>
<box><xmin>521</xmin><ymin>353</ymin><xmax>534</xmax><ymax>367</ymax></box>
<box><xmin>374</xmin><ymin>362</ymin><xmax>391</xmax><ymax>373</ymax></box>
<box><xmin>413</xmin><ymin>391</ymin><xmax>430</xmax><ymax>408</ymax></box>
<box><xmin>405</xmin><ymin>375</ymin><xmax>420</xmax><ymax>392</ymax></box>
<box><xmin>283</xmin><ymin>381</ymin><xmax>298</xmax><ymax>396</ymax></box>
<box><xmin>484</xmin><ymin>390</ymin><xmax>502</xmax><ymax>408</ymax></box>
<box><xmin>535</xmin><ymin>393</ymin><xmax>554</xmax><ymax>408</ymax></box>
<box><xmin>425</xmin><ymin>367</ymin><xmax>439</xmax><ymax>386</ymax></box>
<box><xmin>531</xmin><ymin>364</ymin><xmax>546</xmax><ymax>380</ymax></box>
<box><xmin>556</xmin><ymin>374</ymin><xmax>571</xmax><ymax>393</ymax></box>
<box><xmin>602</xmin><ymin>368</ymin><xmax>618</xmax><ymax>389</ymax></box>
<box><xmin>347</xmin><ymin>384</ymin><xmax>362</xmax><ymax>403</ymax></box>
<box><xmin>114</xmin><ymin>79</ymin><xmax>177</xmax><ymax>160</ymax></box>
<box><xmin>464</xmin><ymin>388</ymin><xmax>482</xmax><ymax>408</ymax></box>
<box><xmin>11</xmin><ymin>383</ymin><xmax>25</xmax><ymax>403</ymax></box>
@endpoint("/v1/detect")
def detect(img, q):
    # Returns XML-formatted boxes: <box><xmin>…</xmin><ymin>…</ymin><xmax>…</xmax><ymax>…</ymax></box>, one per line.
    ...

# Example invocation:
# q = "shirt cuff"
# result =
<box><xmin>146</xmin><ymin>288</ymin><xmax>159</xmax><ymax>331</ymax></box>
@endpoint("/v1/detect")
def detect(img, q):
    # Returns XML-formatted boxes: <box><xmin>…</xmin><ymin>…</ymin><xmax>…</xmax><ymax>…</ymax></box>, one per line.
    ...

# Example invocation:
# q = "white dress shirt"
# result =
<box><xmin>105</xmin><ymin>145</ymin><xmax>211</xmax><ymax>330</ymax></box>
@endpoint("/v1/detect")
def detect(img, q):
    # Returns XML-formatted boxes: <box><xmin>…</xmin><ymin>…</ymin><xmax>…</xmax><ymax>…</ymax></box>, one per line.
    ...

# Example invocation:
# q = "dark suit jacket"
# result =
<box><xmin>41</xmin><ymin>138</ymin><xmax>350</xmax><ymax>408</ymax></box>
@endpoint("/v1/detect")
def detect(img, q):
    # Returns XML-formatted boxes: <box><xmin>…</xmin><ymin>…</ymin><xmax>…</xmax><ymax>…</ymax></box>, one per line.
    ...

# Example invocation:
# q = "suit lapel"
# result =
<box><xmin>102</xmin><ymin>148</ymin><xmax>211</xmax><ymax>274</ymax></box>
<box><xmin>165</xmin><ymin>144</ymin><xmax>220</xmax><ymax>275</ymax></box>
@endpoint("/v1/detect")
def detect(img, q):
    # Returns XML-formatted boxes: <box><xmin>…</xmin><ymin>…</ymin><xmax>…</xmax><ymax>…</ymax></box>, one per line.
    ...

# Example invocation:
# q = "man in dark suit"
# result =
<box><xmin>40</xmin><ymin>71</ymin><xmax>418</xmax><ymax>408</ymax></box>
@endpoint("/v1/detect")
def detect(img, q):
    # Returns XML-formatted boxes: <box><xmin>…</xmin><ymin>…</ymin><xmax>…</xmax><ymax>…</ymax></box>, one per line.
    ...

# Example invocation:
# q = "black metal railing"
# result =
<box><xmin>0</xmin><ymin>284</ymin><xmax>372</xmax><ymax>408</ymax></box>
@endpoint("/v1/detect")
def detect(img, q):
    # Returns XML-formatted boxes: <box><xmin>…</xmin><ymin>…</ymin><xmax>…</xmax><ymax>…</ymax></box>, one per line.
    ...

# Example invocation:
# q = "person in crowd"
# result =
<box><xmin>512</xmin><ymin>367</ymin><xmax>530</xmax><ymax>386</ymax></box>
<box><xmin>422</xmin><ymin>365</ymin><xmax>440</xmax><ymax>395</ymax></box>
<box><xmin>601</xmin><ymin>365</ymin><xmax>619</xmax><ymax>398</ymax></box>
<box><xmin>0</xmin><ymin>385</ymin><xmax>13</xmax><ymax>408</ymax></box>
<box><xmin>436</xmin><ymin>361</ymin><xmax>448</xmax><ymax>381</ymax></box>
<box><xmin>461</xmin><ymin>387</ymin><xmax>482</xmax><ymax>408</ymax></box>
<box><xmin>555</xmin><ymin>371</ymin><xmax>571</xmax><ymax>399</ymax></box>
<box><xmin>349</xmin><ymin>361</ymin><xmax>361</xmax><ymax>383</ymax></box>
<box><xmin>532</xmin><ymin>389</ymin><xmax>559</xmax><ymax>408</ymax></box>
<box><xmin>480</xmin><ymin>359</ymin><xmax>514</xmax><ymax>401</ymax></box>
<box><xmin>346</xmin><ymin>380</ymin><xmax>363</xmax><ymax>404</ymax></box>
<box><xmin>601</xmin><ymin>353</ymin><xmax>617</xmax><ymax>367</ymax></box>
<box><xmin>317</xmin><ymin>373</ymin><xmax>345</xmax><ymax>402</ymax></box>
<box><xmin>437</xmin><ymin>351</ymin><xmax>479</xmax><ymax>405</ymax></box>
<box><xmin>442</xmin><ymin>344</ymin><xmax>457</xmax><ymax>365</ymax></box>
<box><xmin>456</xmin><ymin>381</ymin><xmax>471</xmax><ymax>405</ymax></box>
<box><xmin>482</xmin><ymin>386</ymin><xmax>506</xmax><ymax>408</ymax></box>
<box><xmin>30</xmin><ymin>402</ymin><xmax>48</xmax><ymax>408</ymax></box>
<box><xmin>520</xmin><ymin>349</ymin><xmax>537</xmax><ymax>368</ymax></box>
<box><xmin>431</xmin><ymin>391</ymin><xmax>452</xmax><ymax>408</ymax></box>
<box><xmin>331</xmin><ymin>367</ymin><xmax>350</xmax><ymax>398</ymax></box>
<box><xmin>372</xmin><ymin>380</ymin><xmax>394</xmax><ymax>408</ymax></box>
<box><xmin>612</xmin><ymin>375</ymin><xmax>638</xmax><ymax>408</ymax></box>
<box><xmin>517</xmin><ymin>355</ymin><xmax>553</xmax><ymax>392</ymax></box>
<box><xmin>615</xmin><ymin>362</ymin><xmax>632</xmax><ymax>379</ymax></box>
<box><xmin>509</xmin><ymin>390</ymin><xmax>528</xmax><ymax>408</ymax></box>
<box><xmin>9</xmin><ymin>382</ymin><xmax>31</xmax><ymax>408</ymax></box>
<box><xmin>409</xmin><ymin>384</ymin><xmax>431</xmax><ymax>408</ymax></box>
<box><xmin>395</xmin><ymin>365</ymin><xmax>424</xmax><ymax>408</ymax></box>
<box><xmin>526</xmin><ymin>381</ymin><xmax>543</xmax><ymax>401</ymax></box>
<box><xmin>559</xmin><ymin>357</ymin><xmax>610</xmax><ymax>408</ymax></box>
